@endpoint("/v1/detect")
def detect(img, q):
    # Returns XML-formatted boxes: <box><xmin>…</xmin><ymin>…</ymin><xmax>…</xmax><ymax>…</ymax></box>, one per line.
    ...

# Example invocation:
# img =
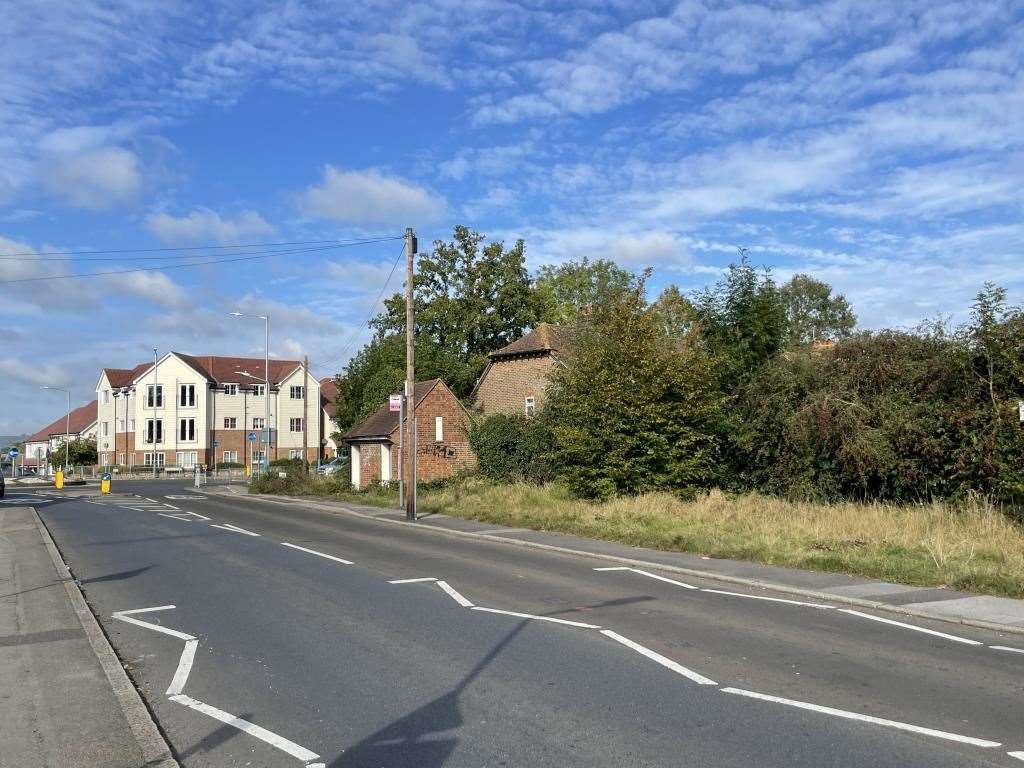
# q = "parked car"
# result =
<box><xmin>317</xmin><ymin>458</ymin><xmax>346</xmax><ymax>476</ymax></box>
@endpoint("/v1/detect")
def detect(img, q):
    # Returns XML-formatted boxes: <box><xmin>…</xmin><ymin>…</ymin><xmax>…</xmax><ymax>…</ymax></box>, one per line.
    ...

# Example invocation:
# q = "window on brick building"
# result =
<box><xmin>145</xmin><ymin>419</ymin><xmax>162</xmax><ymax>444</ymax></box>
<box><xmin>524</xmin><ymin>396</ymin><xmax>536</xmax><ymax>417</ymax></box>
<box><xmin>224</xmin><ymin>417</ymin><xmax>237</xmax><ymax>429</ymax></box>
<box><xmin>223</xmin><ymin>450</ymin><xmax>237</xmax><ymax>463</ymax></box>
<box><xmin>252</xmin><ymin>417</ymin><xmax>265</xmax><ymax>429</ymax></box>
<box><xmin>435</xmin><ymin>416</ymin><xmax>443</xmax><ymax>442</ymax></box>
<box><xmin>179</xmin><ymin>418</ymin><xmax>195</xmax><ymax>441</ymax></box>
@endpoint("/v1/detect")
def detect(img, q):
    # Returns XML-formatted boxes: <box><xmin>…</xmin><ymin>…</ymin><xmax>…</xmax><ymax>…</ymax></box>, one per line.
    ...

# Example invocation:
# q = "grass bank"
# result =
<box><xmin>252</xmin><ymin>474</ymin><xmax>1024</xmax><ymax>599</ymax></box>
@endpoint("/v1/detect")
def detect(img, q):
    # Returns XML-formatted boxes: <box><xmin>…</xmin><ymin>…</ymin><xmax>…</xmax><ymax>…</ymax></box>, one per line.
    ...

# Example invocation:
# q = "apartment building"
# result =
<box><xmin>96</xmin><ymin>352</ymin><xmax>321</xmax><ymax>470</ymax></box>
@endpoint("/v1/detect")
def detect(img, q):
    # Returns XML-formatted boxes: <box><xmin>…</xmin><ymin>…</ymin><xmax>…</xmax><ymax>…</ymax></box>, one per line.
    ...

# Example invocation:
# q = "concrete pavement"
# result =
<box><xmin>28</xmin><ymin>480</ymin><xmax>1024</xmax><ymax>766</ymax></box>
<box><xmin>0</xmin><ymin>498</ymin><xmax>176</xmax><ymax>768</ymax></box>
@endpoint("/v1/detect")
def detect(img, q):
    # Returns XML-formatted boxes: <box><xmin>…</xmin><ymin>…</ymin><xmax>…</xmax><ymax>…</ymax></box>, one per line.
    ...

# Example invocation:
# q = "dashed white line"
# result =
<box><xmin>600</xmin><ymin>629</ymin><xmax>717</xmax><ymax>685</ymax></box>
<box><xmin>436</xmin><ymin>580</ymin><xmax>474</xmax><ymax>607</ymax></box>
<box><xmin>158</xmin><ymin>513</ymin><xmax>192</xmax><ymax>522</ymax></box>
<box><xmin>112</xmin><ymin>605</ymin><xmax>196</xmax><ymax>642</ymax></box>
<box><xmin>593</xmin><ymin>566</ymin><xmax>630</xmax><ymax>571</ymax></box>
<box><xmin>281</xmin><ymin>542</ymin><xmax>353</xmax><ymax>565</ymax></box>
<box><xmin>472</xmin><ymin>606</ymin><xmax>601</xmax><ymax>629</ymax></box>
<box><xmin>990</xmin><ymin>645</ymin><xmax>1024</xmax><ymax>655</ymax></box>
<box><xmin>166</xmin><ymin>639</ymin><xmax>198</xmax><ymax>696</ymax></box>
<box><xmin>838</xmin><ymin>609</ymin><xmax>983</xmax><ymax>646</ymax></box>
<box><xmin>389</xmin><ymin>577</ymin><xmax>438</xmax><ymax>584</ymax></box>
<box><xmin>168</xmin><ymin>694</ymin><xmax>320</xmax><ymax>762</ymax></box>
<box><xmin>720</xmin><ymin>687</ymin><xmax>1000</xmax><ymax>748</ymax></box>
<box><xmin>210</xmin><ymin>523</ymin><xmax>260</xmax><ymax>537</ymax></box>
<box><xmin>700</xmin><ymin>588</ymin><xmax>833</xmax><ymax>609</ymax></box>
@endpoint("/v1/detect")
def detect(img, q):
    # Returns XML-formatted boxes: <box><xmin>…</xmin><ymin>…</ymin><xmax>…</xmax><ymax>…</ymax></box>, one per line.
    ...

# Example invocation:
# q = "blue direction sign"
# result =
<box><xmin>8</xmin><ymin>448</ymin><xmax>18</xmax><ymax>459</ymax></box>
<box><xmin>212</xmin><ymin>440</ymin><xmax>220</xmax><ymax>448</ymax></box>
<box><xmin>247</xmin><ymin>432</ymin><xmax>258</xmax><ymax>442</ymax></box>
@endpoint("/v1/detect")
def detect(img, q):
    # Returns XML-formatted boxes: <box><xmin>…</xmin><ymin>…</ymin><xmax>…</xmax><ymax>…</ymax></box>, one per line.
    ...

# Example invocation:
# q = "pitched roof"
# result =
<box><xmin>104</xmin><ymin>363</ymin><xmax>151</xmax><ymax>388</ymax></box>
<box><xmin>343</xmin><ymin>380</ymin><xmax>442</xmax><ymax>441</ymax></box>
<box><xmin>320</xmin><ymin>377</ymin><xmax>338</xmax><ymax>418</ymax></box>
<box><xmin>489</xmin><ymin>323</ymin><xmax>573</xmax><ymax>360</ymax></box>
<box><xmin>26</xmin><ymin>400</ymin><xmax>98</xmax><ymax>443</ymax></box>
<box><xmin>174</xmin><ymin>354</ymin><xmax>302</xmax><ymax>386</ymax></box>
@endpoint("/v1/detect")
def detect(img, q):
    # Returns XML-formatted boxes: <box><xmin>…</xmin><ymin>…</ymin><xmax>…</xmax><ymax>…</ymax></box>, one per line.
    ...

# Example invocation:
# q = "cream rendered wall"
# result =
<box><xmin>96</xmin><ymin>372</ymin><xmax>116</xmax><ymax>457</ymax></box>
<box><xmin>133</xmin><ymin>354</ymin><xmax>210</xmax><ymax>455</ymax></box>
<box><xmin>275</xmin><ymin>367</ymin><xmax>321</xmax><ymax>451</ymax></box>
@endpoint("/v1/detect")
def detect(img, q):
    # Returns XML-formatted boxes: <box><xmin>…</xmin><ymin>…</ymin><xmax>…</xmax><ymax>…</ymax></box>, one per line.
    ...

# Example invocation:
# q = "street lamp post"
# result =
<box><xmin>40</xmin><ymin>385</ymin><xmax>71</xmax><ymax>475</ymax></box>
<box><xmin>230</xmin><ymin>312</ymin><xmax>270</xmax><ymax>476</ymax></box>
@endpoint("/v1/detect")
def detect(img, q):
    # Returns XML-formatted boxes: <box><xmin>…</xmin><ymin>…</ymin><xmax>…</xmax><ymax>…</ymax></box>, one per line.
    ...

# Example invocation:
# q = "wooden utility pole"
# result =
<box><xmin>404</xmin><ymin>227</ymin><xmax>417</xmax><ymax>520</ymax></box>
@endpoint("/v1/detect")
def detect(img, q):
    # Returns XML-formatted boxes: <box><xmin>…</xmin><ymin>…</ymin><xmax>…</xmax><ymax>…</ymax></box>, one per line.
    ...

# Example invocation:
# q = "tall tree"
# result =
<box><xmin>780</xmin><ymin>274</ymin><xmax>856</xmax><ymax>345</ymax></box>
<box><xmin>372</xmin><ymin>225</ymin><xmax>537</xmax><ymax>396</ymax></box>
<box><xmin>534</xmin><ymin>257</ymin><xmax>636</xmax><ymax>325</ymax></box>
<box><xmin>653</xmin><ymin>285</ymin><xmax>699</xmax><ymax>340</ymax></box>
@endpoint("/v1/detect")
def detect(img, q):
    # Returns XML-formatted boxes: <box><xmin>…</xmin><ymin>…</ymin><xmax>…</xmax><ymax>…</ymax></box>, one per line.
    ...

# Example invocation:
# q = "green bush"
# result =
<box><xmin>215</xmin><ymin>462</ymin><xmax>245</xmax><ymax>469</ymax></box>
<box><xmin>468</xmin><ymin>412</ymin><xmax>552</xmax><ymax>484</ymax></box>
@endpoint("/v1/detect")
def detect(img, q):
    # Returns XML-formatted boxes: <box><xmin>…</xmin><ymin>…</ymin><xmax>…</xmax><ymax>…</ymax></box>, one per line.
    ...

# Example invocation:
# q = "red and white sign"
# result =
<box><xmin>389</xmin><ymin>394</ymin><xmax>402</xmax><ymax>412</ymax></box>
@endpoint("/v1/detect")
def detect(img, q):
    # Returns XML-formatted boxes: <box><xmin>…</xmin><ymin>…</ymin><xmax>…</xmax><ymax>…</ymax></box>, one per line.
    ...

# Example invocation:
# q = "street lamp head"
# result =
<box><xmin>229</xmin><ymin>311</ymin><xmax>243</xmax><ymax>317</ymax></box>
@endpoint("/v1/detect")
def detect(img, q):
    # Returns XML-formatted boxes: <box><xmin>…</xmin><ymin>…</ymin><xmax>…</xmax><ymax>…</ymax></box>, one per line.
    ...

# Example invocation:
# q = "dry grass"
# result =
<box><xmin>418</xmin><ymin>479</ymin><xmax>1024</xmax><ymax>598</ymax></box>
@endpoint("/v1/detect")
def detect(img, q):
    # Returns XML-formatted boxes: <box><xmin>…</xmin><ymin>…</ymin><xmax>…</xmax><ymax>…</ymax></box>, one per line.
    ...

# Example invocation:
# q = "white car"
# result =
<box><xmin>317</xmin><ymin>458</ymin><xmax>345</xmax><ymax>476</ymax></box>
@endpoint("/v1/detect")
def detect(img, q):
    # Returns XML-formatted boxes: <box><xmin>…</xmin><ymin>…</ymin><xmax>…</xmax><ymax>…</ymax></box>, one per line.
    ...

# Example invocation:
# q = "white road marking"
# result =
<box><xmin>700</xmin><ymin>588</ymin><xmax>833</xmax><ymax>609</ymax></box>
<box><xmin>593</xmin><ymin>566</ymin><xmax>631</xmax><ymax>571</ymax></box>
<box><xmin>436</xmin><ymin>580</ymin><xmax>475</xmax><ymax>607</ymax></box>
<box><xmin>112</xmin><ymin>606</ymin><xmax>196</xmax><ymax>642</ymax></box>
<box><xmin>158</xmin><ymin>513</ymin><xmax>192</xmax><ymax>521</ymax></box>
<box><xmin>163</xmin><ymin>504</ymin><xmax>181</xmax><ymax>510</ymax></box>
<box><xmin>990</xmin><ymin>645</ymin><xmax>1024</xmax><ymax>655</ymax></box>
<box><xmin>166</xmin><ymin>639</ymin><xmax>198</xmax><ymax>696</ymax></box>
<box><xmin>210</xmin><ymin>523</ymin><xmax>260</xmax><ymax>537</ymax></box>
<box><xmin>389</xmin><ymin>577</ymin><xmax>438</xmax><ymax>584</ymax></box>
<box><xmin>473</xmin><ymin>606</ymin><xmax>601</xmax><ymax>629</ymax></box>
<box><xmin>1008</xmin><ymin>751</ymin><xmax>1024</xmax><ymax>761</ymax></box>
<box><xmin>720</xmin><ymin>687</ymin><xmax>1001</xmax><ymax>748</ymax></box>
<box><xmin>600</xmin><ymin>629</ymin><xmax>717</xmax><ymax>685</ymax></box>
<box><xmin>838</xmin><ymin>609</ymin><xmax>983</xmax><ymax>646</ymax></box>
<box><xmin>168</xmin><ymin>694</ymin><xmax>320</xmax><ymax>762</ymax></box>
<box><xmin>281</xmin><ymin>542</ymin><xmax>353</xmax><ymax>565</ymax></box>
<box><xmin>165</xmin><ymin>495</ymin><xmax>206</xmax><ymax>500</ymax></box>
<box><xmin>594</xmin><ymin>566</ymin><xmax>698</xmax><ymax>589</ymax></box>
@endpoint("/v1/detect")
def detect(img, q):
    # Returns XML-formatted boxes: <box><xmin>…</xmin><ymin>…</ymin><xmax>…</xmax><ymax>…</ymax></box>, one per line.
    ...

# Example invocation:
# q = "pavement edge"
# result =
<box><xmin>212</xmin><ymin>488</ymin><xmax>1024</xmax><ymax>638</ymax></box>
<box><xmin>32</xmin><ymin>506</ymin><xmax>181</xmax><ymax>768</ymax></box>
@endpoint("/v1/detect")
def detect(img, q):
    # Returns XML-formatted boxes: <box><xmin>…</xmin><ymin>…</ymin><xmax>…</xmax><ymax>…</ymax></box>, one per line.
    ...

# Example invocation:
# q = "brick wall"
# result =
<box><xmin>475</xmin><ymin>354</ymin><xmax>557</xmax><ymax>415</ymax></box>
<box><xmin>394</xmin><ymin>382</ymin><xmax>476</xmax><ymax>483</ymax></box>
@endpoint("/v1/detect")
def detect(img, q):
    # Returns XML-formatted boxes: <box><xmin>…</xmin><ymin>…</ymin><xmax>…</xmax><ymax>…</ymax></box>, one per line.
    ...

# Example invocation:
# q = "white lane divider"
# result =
<box><xmin>113</xmin><ymin>604</ymin><xmax>324</xmax><ymax>766</ymax></box>
<box><xmin>436</xmin><ymin>580</ymin><xmax>474</xmax><ymax>607</ymax></box>
<box><xmin>1007</xmin><ymin>750</ymin><xmax>1024</xmax><ymax>761</ymax></box>
<box><xmin>211</xmin><ymin>523</ymin><xmax>260</xmax><ymax>537</ymax></box>
<box><xmin>990</xmin><ymin>645</ymin><xmax>1024</xmax><ymax>655</ymax></box>
<box><xmin>602</xmin><ymin>629</ymin><xmax>717</xmax><ymax>685</ymax></box>
<box><xmin>594</xmin><ymin>566</ymin><xmax>698</xmax><ymax>589</ymax></box>
<box><xmin>720</xmin><ymin>687</ymin><xmax>1001</xmax><ymax>748</ymax></box>
<box><xmin>281</xmin><ymin>542</ymin><xmax>353</xmax><ymax>565</ymax></box>
<box><xmin>389</xmin><ymin>577</ymin><xmax>438</xmax><ymax>584</ymax></box>
<box><xmin>472</xmin><ymin>606</ymin><xmax>601</xmax><ymax>629</ymax></box>
<box><xmin>837</xmin><ymin>609</ymin><xmax>983</xmax><ymax>646</ymax></box>
<box><xmin>700</xmin><ymin>588</ymin><xmax>833</xmax><ymax>609</ymax></box>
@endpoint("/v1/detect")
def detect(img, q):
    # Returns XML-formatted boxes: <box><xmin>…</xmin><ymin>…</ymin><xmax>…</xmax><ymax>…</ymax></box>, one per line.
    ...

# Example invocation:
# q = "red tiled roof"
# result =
<box><xmin>489</xmin><ymin>323</ymin><xmax>573</xmax><ymax>360</ymax></box>
<box><xmin>320</xmin><ymin>377</ymin><xmax>338</xmax><ymax>418</ymax></box>
<box><xmin>175</xmin><ymin>353</ymin><xmax>302</xmax><ymax>386</ymax></box>
<box><xmin>104</xmin><ymin>363</ymin><xmax>151</xmax><ymax>388</ymax></box>
<box><xmin>26</xmin><ymin>400</ymin><xmax>98</xmax><ymax>443</ymax></box>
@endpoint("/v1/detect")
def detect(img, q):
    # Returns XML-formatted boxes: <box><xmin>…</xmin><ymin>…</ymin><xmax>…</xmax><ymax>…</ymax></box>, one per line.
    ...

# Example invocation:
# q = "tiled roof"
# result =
<box><xmin>342</xmin><ymin>380</ymin><xmax>441</xmax><ymax>440</ymax></box>
<box><xmin>25</xmin><ymin>400</ymin><xmax>98</xmax><ymax>443</ymax></box>
<box><xmin>320</xmin><ymin>377</ymin><xmax>338</xmax><ymax>418</ymax></box>
<box><xmin>104</xmin><ymin>363</ymin><xmax>151</xmax><ymax>388</ymax></box>
<box><xmin>174</xmin><ymin>354</ymin><xmax>302</xmax><ymax>386</ymax></box>
<box><xmin>489</xmin><ymin>323</ymin><xmax>573</xmax><ymax>360</ymax></box>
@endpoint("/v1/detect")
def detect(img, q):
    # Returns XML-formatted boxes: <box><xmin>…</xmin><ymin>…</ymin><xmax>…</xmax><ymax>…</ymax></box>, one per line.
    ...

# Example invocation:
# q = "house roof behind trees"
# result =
<box><xmin>26</xmin><ymin>400</ymin><xmax>98</xmax><ymax>442</ymax></box>
<box><xmin>489</xmin><ymin>323</ymin><xmax>573</xmax><ymax>360</ymax></box>
<box><xmin>342</xmin><ymin>379</ymin><xmax>444</xmax><ymax>441</ymax></box>
<box><xmin>320</xmin><ymin>377</ymin><xmax>338</xmax><ymax>418</ymax></box>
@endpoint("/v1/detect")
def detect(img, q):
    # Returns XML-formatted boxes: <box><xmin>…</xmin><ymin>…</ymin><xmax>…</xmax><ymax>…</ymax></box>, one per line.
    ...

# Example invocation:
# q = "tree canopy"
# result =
<box><xmin>780</xmin><ymin>273</ymin><xmax>856</xmax><ymax>345</ymax></box>
<box><xmin>533</xmin><ymin>257</ymin><xmax>637</xmax><ymax>325</ymax></box>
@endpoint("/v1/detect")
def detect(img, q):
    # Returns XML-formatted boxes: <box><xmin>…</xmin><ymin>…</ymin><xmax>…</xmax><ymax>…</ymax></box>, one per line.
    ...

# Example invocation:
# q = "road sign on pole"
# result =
<box><xmin>7</xmin><ymin>448</ymin><xmax>17</xmax><ymax>459</ymax></box>
<box><xmin>248</xmin><ymin>432</ymin><xmax>257</xmax><ymax>442</ymax></box>
<box><xmin>389</xmin><ymin>394</ymin><xmax>402</xmax><ymax>412</ymax></box>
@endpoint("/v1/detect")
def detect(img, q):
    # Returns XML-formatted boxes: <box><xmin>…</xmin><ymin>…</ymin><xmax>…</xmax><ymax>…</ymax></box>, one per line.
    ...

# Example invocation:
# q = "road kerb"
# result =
<box><xmin>203</xmin><ymin>488</ymin><xmax>1024</xmax><ymax>638</ymax></box>
<box><xmin>33</xmin><ymin>507</ymin><xmax>181</xmax><ymax>768</ymax></box>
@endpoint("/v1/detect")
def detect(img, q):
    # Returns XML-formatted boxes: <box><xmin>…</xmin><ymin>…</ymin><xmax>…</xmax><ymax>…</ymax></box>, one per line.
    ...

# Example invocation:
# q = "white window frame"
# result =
<box><xmin>222</xmin><ymin>450</ymin><xmax>238</xmax><ymax>463</ymax></box>
<box><xmin>103</xmin><ymin>390</ymin><xmax>109</xmax><ymax>404</ymax></box>
<box><xmin>102</xmin><ymin>421</ymin><xmax>109</xmax><ymax>437</ymax></box>
<box><xmin>223</xmin><ymin>417</ymin><xmax>237</xmax><ymax>429</ymax></box>
<box><xmin>128</xmin><ymin>418</ymin><xmax>135</xmax><ymax>432</ymax></box>
<box><xmin>435</xmin><ymin>416</ymin><xmax>444</xmax><ymax>442</ymax></box>
<box><xmin>252</xmin><ymin>417</ymin><xmax>265</xmax><ymax>430</ymax></box>
<box><xmin>117</xmin><ymin>452</ymin><xmax>125</xmax><ymax>466</ymax></box>
<box><xmin>145</xmin><ymin>419</ymin><xmax>163</xmax><ymax>444</ymax></box>
<box><xmin>252</xmin><ymin>449</ymin><xmax>266</xmax><ymax>463</ymax></box>
<box><xmin>179</xmin><ymin>384</ymin><xmax>196</xmax><ymax>407</ymax></box>
<box><xmin>253</xmin><ymin>384</ymin><xmax>266</xmax><ymax>397</ymax></box>
<box><xmin>289</xmin><ymin>385</ymin><xmax>304</xmax><ymax>399</ymax></box>
<box><xmin>147</xmin><ymin>384</ymin><xmax>163</xmax><ymax>408</ymax></box>
<box><xmin>223</xmin><ymin>383</ymin><xmax>238</xmax><ymax>396</ymax></box>
<box><xmin>524</xmin><ymin>396</ymin><xmax>536</xmax><ymax>417</ymax></box>
<box><xmin>179</xmin><ymin>418</ymin><xmax>196</xmax><ymax>442</ymax></box>
<box><xmin>143</xmin><ymin>453</ymin><xmax>165</xmax><ymax>467</ymax></box>
<box><xmin>289</xmin><ymin>417</ymin><xmax>303</xmax><ymax>432</ymax></box>
<box><xmin>289</xmin><ymin>449</ymin><xmax>303</xmax><ymax>459</ymax></box>
<box><xmin>175</xmin><ymin>451</ymin><xmax>198</xmax><ymax>469</ymax></box>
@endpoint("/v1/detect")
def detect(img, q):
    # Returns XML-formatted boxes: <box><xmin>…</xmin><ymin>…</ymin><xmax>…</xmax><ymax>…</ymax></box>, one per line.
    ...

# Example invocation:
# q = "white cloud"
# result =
<box><xmin>101</xmin><ymin>271</ymin><xmax>190</xmax><ymax>309</ymax></box>
<box><xmin>146</xmin><ymin>209</ymin><xmax>275</xmax><ymax>244</ymax></box>
<box><xmin>41</xmin><ymin>146</ymin><xmax>142</xmax><ymax>209</ymax></box>
<box><xmin>299</xmin><ymin>166</ymin><xmax>446</xmax><ymax>226</ymax></box>
<box><xmin>0</xmin><ymin>357</ymin><xmax>72</xmax><ymax>389</ymax></box>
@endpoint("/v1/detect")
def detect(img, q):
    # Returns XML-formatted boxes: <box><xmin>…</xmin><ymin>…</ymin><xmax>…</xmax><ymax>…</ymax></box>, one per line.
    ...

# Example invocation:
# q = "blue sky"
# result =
<box><xmin>2</xmin><ymin>0</ymin><xmax>1022</xmax><ymax>434</ymax></box>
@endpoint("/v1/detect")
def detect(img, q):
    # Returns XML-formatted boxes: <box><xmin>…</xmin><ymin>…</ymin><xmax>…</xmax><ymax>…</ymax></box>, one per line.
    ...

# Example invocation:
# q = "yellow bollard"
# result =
<box><xmin>55</xmin><ymin>470</ymin><xmax>64</xmax><ymax>490</ymax></box>
<box><xmin>100</xmin><ymin>473</ymin><xmax>111</xmax><ymax>494</ymax></box>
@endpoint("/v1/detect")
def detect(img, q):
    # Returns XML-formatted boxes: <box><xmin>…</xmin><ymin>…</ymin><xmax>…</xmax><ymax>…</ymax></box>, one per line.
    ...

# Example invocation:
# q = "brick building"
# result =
<box><xmin>473</xmin><ymin>323</ymin><xmax>573</xmax><ymax>416</ymax></box>
<box><xmin>342</xmin><ymin>379</ymin><xmax>475</xmax><ymax>489</ymax></box>
<box><xmin>23</xmin><ymin>400</ymin><xmax>99</xmax><ymax>474</ymax></box>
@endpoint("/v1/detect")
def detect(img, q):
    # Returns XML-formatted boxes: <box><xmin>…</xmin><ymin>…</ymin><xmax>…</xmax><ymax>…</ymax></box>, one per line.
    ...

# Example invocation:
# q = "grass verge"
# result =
<box><xmin>252</xmin><ymin>474</ymin><xmax>1024</xmax><ymax>599</ymax></box>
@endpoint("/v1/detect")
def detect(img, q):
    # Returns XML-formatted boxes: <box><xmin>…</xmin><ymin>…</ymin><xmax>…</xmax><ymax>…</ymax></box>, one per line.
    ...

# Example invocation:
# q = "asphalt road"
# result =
<box><xmin>22</xmin><ymin>480</ymin><xmax>1024</xmax><ymax>767</ymax></box>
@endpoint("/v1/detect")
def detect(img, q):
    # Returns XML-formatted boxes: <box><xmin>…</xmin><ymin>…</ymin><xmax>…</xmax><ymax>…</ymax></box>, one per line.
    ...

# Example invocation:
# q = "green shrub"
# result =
<box><xmin>216</xmin><ymin>462</ymin><xmax>244</xmax><ymax>469</ymax></box>
<box><xmin>468</xmin><ymin>412</ymin><xmax>552</xmax><ymax>483</ymax></box>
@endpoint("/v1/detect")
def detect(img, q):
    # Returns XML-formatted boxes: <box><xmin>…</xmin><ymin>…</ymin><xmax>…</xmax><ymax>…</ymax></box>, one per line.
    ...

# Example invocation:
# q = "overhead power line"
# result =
<box><xmin>0</xmin><ymin>235</ymin><xmax>401</xmax><ymax>259</ymax></box>
<box><xmin>0</xmin><ymin>238</ymin><xmax>401</xmax><ymax>284</ymax></box>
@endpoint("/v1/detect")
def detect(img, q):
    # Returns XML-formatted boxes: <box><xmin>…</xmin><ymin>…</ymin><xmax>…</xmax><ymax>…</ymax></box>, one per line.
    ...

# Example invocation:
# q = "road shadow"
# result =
<box><xmin>80</xmin><ymin>564</ymin><xmax>153</xmax><ymax>584</ymax></box>
<box><xmin>327</xmin><ymin>595</ymin><xmax>650</xmax><ymax>767</ymax></box>
<box><xmin>176</xmin><ymin>712</ymin><xmax>254</xmax><ymax>761</ymax></box>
